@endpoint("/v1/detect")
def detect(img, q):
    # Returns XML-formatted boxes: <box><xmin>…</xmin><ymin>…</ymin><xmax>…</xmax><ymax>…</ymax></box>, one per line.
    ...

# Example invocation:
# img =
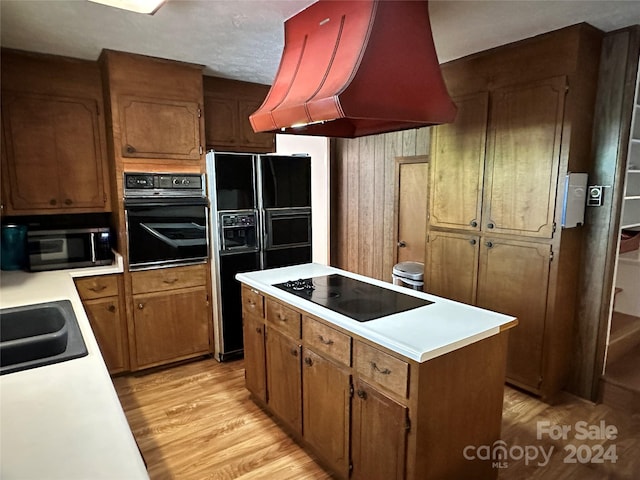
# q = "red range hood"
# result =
<box><xmin>250</xmin><ymin>0</ymin><xmax>457</xmax><ymax>138</ymax></box>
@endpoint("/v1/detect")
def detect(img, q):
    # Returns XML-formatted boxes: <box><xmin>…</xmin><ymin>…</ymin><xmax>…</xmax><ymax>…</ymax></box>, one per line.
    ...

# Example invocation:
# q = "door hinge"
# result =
<box><xmin>550</xmin><ymin>250</ymin><xmax>554</xmax><ymax>262</ymax></box>
<box><xmin>103</xmin><ymin>193</ymin><xmax>107</xmax><ymax>203</ymax></box>
<box><xmin>552</xmin><ymin>222</ymin><xmax>557</xmax><ymax>234</ymax></box>
<box><xmin>406</xmin><ymin>414</ymin><xmax>411</xmax><ymax>432</ymax></box>
<box><xmin>349</xmin><ymin>384</ymin><xmax>354</xmax><ymax>398</ymax></box>
<box><xmin>197</xmin><ymin>106</ymin><xmax>202</xmax><ymax>118</ymax></box>
<box><xmin>199</xmin><ymin>145</ymin><xmax>204</xmax><ymax>155</ymax></box>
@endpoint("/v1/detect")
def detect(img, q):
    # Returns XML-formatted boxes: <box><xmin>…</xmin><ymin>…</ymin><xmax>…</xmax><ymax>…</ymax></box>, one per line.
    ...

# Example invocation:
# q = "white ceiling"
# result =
<box><xmin>1</xmin><ymin>0</ymin><xmax>639</xmax><ymax>85</ymax></box>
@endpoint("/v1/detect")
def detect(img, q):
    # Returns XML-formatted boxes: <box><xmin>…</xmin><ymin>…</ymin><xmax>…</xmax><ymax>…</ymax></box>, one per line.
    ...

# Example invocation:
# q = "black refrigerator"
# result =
<box><xmin>206</xmin><ymin>151</ymin><xmax>312</xmax><ymax>361</ymax></box>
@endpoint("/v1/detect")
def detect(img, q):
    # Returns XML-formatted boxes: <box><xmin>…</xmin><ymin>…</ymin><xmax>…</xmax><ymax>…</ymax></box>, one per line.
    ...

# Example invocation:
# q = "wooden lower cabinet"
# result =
<box><xmin>75</xmin><ymin>274</ymin><xmax>128</xmax><ymax>374</ymax></box>
<box><xmin>351</xmin><ymin>379</ymin><xmax>408</xmax><ymax>480</ymax></box>
<box><xmin>242</xmin><ymin>286</ymin><xmax>511</xmax><ymax>480</ymax></box>
<box><xmin>265</xmin><ymin>327</ymin><xmax>302</xmax><ymax>435</ymax></box>
<box><xmin>242</xmin><ymin>313</ymin><xmax>267</xmax><ymax>403</ymax></box>
<box><xmin>132</xmin><ymin>286</ymin><xmax>210</xmax><ymax>369</ymax></box>
<box><xmin>302</xmin><ymin>348</ymin><xmax>351</xmax><ymax>478</ymax></box>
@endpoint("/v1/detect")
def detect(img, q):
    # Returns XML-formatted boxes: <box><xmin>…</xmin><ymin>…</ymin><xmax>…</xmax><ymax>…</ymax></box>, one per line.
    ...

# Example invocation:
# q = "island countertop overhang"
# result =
<box><xmin>236</xmin><ymin>263</ymin><xmax>517</xmax><ymax>363</ymax></box>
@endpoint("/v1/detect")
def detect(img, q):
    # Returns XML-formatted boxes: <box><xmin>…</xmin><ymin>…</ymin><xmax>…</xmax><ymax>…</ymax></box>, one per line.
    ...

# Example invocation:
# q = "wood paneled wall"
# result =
<box><xmin>330</xmin><ymin>128</ymin><xmax>430</xmax><ymax>281</ymax></box>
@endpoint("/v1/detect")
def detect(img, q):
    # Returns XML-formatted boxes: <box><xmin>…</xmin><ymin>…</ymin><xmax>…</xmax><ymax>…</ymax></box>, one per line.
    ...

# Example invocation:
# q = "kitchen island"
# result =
<box><xmin>0</xmin><ymin>255</ymin><xmax>148</xmax><ymax>480</ymax></box>
<box><xmin>237</xmin><ymin>263</ymin><xmax>517</xmax><ymax>480</ymax></box>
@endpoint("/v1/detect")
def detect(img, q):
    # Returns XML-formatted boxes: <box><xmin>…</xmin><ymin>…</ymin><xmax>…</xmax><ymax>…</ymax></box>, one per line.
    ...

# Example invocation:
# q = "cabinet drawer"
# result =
<box><xmin>303</xmin><ymin>316</ymin><xmax>351</xmax><ymax>367</ymax></box>
<box><xmin>75</xmin><ymin>275</ymin><xmax>119</xmax><ymax>300</ymax></box>
<box><xmin>131</xmin><ymin>264</ymin><xmax>207</xmax><ymax>294</ymax></box>
<box><xmin>354</xmin><ymin>341</ymin><xmax>409</xmax><ymax>398</ymax></box>
<box><xmin>266</xmin><ymin>298</ymin><xmax>301</xmax><ymax>339</ymax></box>
<box><xmin>242</xmin><ymin>286</ymin><xmax>264</xmax><ymax>318</ymax></box>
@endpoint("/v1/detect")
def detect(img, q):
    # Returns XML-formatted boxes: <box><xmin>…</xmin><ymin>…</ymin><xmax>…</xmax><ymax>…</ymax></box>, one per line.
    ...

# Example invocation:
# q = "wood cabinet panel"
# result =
<box><xmin>354</xmin><ymin>341</ymin><xmax>408</xmax><ymax>398</ymax></box>
<box><xmin>476</xmin><ymin>239</ymin><xmax>551</xmax><ymax>390</ymax></box>
<box><xmin>429</xmin><ymin>92</ymin><xmax>488</xmax><ymax>231</ymax></box>
<box><xmin>75</xmin><ymin>275</ymin><xmax>119</xmax><ymax>300</ymax></box>
<box><xmin>302</xmin><ymin>348</ymin><xmax>351</xmax><ymax>478</ymax></box>
<box><xmin>132</xmin><ymin>286</ymin><xmax>210</xmax><ymax>368</ymax></box>
<box><xmin>241</xmin><ymin>285</ymin><xmax>264</xmax><ymax>318</ymax></box>
<box><xmin>303</xmin><ymin>316</ymin><xmax>351</xmax><ymax>367</ymax></box>
<box><xmin>483</xmin><ymin>76</ymin><xmax>566</xmax><ymax>238</ymax></box>
<box><xmin>2</xmin><ymin>92</ymin><xmax>108</xmax><ymax>213</ymax></box>
<box><xmin>243</xmin><ymin>313</ymin><xmax>267</xmax><ymax>403</ymax></box>
<box><xmin>118</xmin><ymin>95</ymin><xmax>202</xmax><ymax>160</ymax></box>
<box><xmin>425</xmin><ymin>230</ymin><xmax>479</xmax><ymax>305</ymax></box>
<box><xmin>130</xmin><ymin>264</ymin><xmax>207</xmax><ymax>294</ymax></box>
<box><xmin>84</xmin><ymin>297</ymin><xmax>127</xmax><ymax>374</ymax></box>
<box><xmin>351</xmin><ymin>379</ymin><xmax>407</xmax><ymax>480</ymax></box>
<box><xmin>265</xmin><ymin>327</ymin><xmax>302</xmax><ymax>435</ymax></box>
<box><xmin>266</xmin><ymin>298</ymin><xmax>301</xmax><ymax>339</ymax></box>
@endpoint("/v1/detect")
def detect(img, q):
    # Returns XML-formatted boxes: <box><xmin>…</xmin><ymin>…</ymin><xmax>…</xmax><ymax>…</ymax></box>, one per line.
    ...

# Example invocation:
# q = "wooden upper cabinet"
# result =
<box><xmin>203</xmin><ymin>76</ymin><xmax>275</xmax><ymax>153</ymax></box>
<box><xmin>429</xmin><ymin>92</ymin><xmax>488</xmax><ymax>231</ymax></box>
<box><xmin>483</xmin><ymin>76</ymin><xmax>567</xmax><ymax>238</ymax></box>
<box><xmin>118</xmin><ymin>95</ymin><xmax>202</xmax><ymax>160</ymax></box>
<box><xmin>0</xmin><ymin>51</ymin><xmax>110</xmax><ymax>215</ymax></box>
<box><xmin>476</xmin><ymin>238</ymin><xmax>551</xmax><ymax>391</ymax></box>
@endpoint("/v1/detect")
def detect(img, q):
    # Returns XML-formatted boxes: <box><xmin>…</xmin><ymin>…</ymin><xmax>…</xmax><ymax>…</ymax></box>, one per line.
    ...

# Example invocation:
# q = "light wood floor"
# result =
<box><xmin>113</xmin><ymin>357</ymin><xmax>640</xmax><ymax>480</ymax></box>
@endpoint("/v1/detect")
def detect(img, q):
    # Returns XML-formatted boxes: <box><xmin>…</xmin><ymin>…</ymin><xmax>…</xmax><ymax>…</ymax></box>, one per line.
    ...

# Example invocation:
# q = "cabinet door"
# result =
<box><xmin>132</xmin><ymin>286</ymin><xmax>211</xmax><ymax>369</ymax></box>
<box><xmin>483</xmin><ymin>76</ymin><xmax>567</xmax><ymax>238</ymax></box>
<box><xmin>425</xmin><ymin>230</ymin><xmax>479</xmax><ymax>304</ymax></box>
<box><xmin>243</xmin><ymin>314</ymin><xmax>267</xmax><ymax>403</ymax></box>
<box><xmin>118</xmin><ymin>95</ymin><xmax>202</xmax><ymax>160</ymax></box>
<box><xmin>302</xmin><ymin>348</ymin><xmax>350</xmax><ymax>478</ymax></box>
<box><xmin>84</xmin><ymin>297</ymin><xmax>127</xmax><ymax>374</ymax></box>
<box><xmin>203</xmin><ymin>96</ymin><xmax>237</xmax><ymax>147</ymax></box>
<box><xmin>2</xmin><ymin>92</ymin><xmax>108</xmax><ymax>212</ymax></box>
<box><xmin>429</xmin><ymin>92</ymin><xmax>488</xmax><ymax>231</ymax></box>
<box><xmin>265</xmin><ymin>327</ymin><xmax>302</xmax><ymax>435</ymax></box>
<box><xmin>476</xmin><ymin>239</ymin><xmax>551</xmax><ymax>390</ymax></box>
<box><xmin>351</xmin><ymin>379</ymin><xmax>408</xmax><ymax>480</ymax></box>
<box><xmin>238</xmin><ymin>99</ymin><xmax>275</xmax><ymax>151</ymax></box>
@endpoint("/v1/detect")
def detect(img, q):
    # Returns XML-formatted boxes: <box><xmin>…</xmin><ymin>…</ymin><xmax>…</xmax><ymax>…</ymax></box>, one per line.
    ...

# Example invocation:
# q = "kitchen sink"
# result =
<box><xmin>0</xmin><ymin>300</ymin><xmax>88</xmax><ymax>375</ymax></box>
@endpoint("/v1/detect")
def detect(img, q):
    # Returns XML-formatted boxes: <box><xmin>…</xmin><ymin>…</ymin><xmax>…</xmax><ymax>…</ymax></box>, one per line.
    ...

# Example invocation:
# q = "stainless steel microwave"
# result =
<box><xmin>27</xmin><ymin>228</ymin><xmax>113</xmax><ymax>271</ymax></box>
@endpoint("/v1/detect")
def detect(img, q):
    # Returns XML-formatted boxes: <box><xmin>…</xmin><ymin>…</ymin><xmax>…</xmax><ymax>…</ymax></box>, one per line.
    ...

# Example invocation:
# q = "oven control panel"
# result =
<box><xmin>124</xmin><ymin>173</ymin><xmax>205</xmax><ymax>197</ymax></box>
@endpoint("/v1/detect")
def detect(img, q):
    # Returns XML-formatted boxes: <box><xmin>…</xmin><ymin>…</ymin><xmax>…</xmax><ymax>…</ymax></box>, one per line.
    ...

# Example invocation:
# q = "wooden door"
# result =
<box><xmin>395</xmin><ymin>158</ymin><xmax>428</xmax><ymax>264</ymax></box>
<box><xmin>2</xmin><ymin>92</ymin><xmax>108</xmax><ymax>212</ymax></box>
<box><xmin>132</xmin><ymin>287</ymin><xmax>211</xmax><ymax>368</ymax></box>
<box><xmin>243</xmin><ymin>314</ymin><xmax>267</xmax><ymax>403</ymax></box>
<box><xmin>118</xmin><ymin>95</ymin><xmax>202</xmax><ymax>160</ymax></box>
<box><xmin>266</xmin><ymin>327</ymin><xmax>302</xmax><ymax>435</ymax></box>
<box><xmin>425</xmin><ymin>230</ymin><xmax>479</xmax><ymax>304</ymax></box>
<box><xmin>483</xmin><ymin>76</ymin><xmax>567</xmax><ymax>238</ymax></box>
<box><xmin>84</xmin><ymin>297</ymin><xmax>127</xmax><ymax>374</ymax></box>
<box><xmin>351</xmin><ymin>379</ymin><xmax>408</xmax><ymax>480</ymax></box>
<box><xmin>476</xmin><ymin>239</ymin><xmax>551</xmax><ymax>391</ymax></box>
<box><xmin>302</xmin><ymin>348</ymin><xmax>350</xmax><ymax>478</ymax></box>
<box><xmin>203</xmin><ymin>96</ymin><xmax>237</xmax><ymax>148</ymax></box>
<box><xmin>429</xmin><ymin>92</ymin><xmax>488</xmax><ymax>231</ymax></box>
<box><xmin>239</xmin><ymin>99</ymin><xmax>275</xmax><ymax>151</ymax></box>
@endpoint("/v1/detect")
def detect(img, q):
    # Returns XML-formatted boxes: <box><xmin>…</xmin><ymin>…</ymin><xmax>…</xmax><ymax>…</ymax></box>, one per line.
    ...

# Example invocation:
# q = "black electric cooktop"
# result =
<box><xmin>273</xmin><ymin>274</ymin><xmax>433</xmax><ymax>322</ymax></box>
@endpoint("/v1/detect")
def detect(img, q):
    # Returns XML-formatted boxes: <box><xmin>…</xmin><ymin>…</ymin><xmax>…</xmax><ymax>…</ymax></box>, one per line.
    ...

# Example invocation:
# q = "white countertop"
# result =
<box><xmin>0</xmin><ymin>254</ymin><xmax>149</xmax><ymax>480</ymax></box>
<box><xmin>236</xmin><ymin>263</ymin><xmax>517</xmax><ymax>363</ymax></box>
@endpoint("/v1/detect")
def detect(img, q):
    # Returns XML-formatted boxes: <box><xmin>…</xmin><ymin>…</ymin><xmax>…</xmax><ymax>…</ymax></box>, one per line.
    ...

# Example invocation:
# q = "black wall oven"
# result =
<box><xmin>124</xmin><ymin>173</ymin><xmax>209</xmax><ymax>270</ymax></box>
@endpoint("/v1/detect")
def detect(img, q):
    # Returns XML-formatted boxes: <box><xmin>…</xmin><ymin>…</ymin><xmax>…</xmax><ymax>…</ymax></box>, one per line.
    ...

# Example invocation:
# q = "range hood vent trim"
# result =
<box><xmin>250</xmin><ymin>0</ymin><xmax>457</xmax><ymax>138</ymax></box>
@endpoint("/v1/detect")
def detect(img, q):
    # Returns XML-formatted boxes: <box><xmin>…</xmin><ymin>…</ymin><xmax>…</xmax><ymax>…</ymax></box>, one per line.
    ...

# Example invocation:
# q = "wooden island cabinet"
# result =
<box><xmin>238</xmin><ymin>265</ymin><xmax>517</xmax><ymax>480</ymax></box>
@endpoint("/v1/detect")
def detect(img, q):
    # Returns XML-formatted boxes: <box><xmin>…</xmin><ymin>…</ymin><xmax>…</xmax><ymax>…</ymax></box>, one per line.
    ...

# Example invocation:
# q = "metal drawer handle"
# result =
<box><xmin>318</xmin><ymin>335</ymin><xmax>334</xmax><ymax>345</ymax></box>
<box><xmin>304</xmin><ymin>357</ymin><xmax>313</xmax><ymax>366</ymax></box>
<box><xmin>138</xmin><ymin>303</ymin><xmax>145</xmax><ymax>309</ymax></box>
<box><xmin>371</xmin><ymin>362</ymin><xmax>391</xmax><ymax>375</ymax></box>
<box><xmin>248</xmin><ymin>300</ymin><xmax>256</xmax><ymax>308</ymax></box>
<box><xmin>107</xmin><ymin>304</ymin><xmax>116</xmax><ymax>313</ymax></box>
<box><xmin>278</xmin><ymin>313</ymin><xmax>287</xmax><ymax>321</ymax></box>
<box><xmin>255</xmin><ymin>327</ymin><xmax>262</xmax><ymax>334</ymax></box>
<box><xmin>470</xmin><ymin>220</ymin><xmax>478</xmax><ymax>227</ymax></box>
<box><xmin>89</xmin><ymin>284</ymin><xmax>107</xmax><ymax>292</ymax></box>
<box><xmin>290</xmin><ymin>348</ymin><xmax>298</xmax><ymax>357</ymax></box>
<box><xmin>357</xmin><ymin>390</ymin><xmax>367</xmax><ymax>400</ymax></box>
<box><xmin>163</xmin><ymin>278</ymin><xmax>178</xmax><ymax>285</ymax></box>
<box><xmin>49</xmin><ymin>199</ymin><xmax>57</xmax><ymax>206</ymax></box>
<box><xmin>469</xmin><ymin>239</ymin><xmax>477</xmax><ymax>246</ymax></box>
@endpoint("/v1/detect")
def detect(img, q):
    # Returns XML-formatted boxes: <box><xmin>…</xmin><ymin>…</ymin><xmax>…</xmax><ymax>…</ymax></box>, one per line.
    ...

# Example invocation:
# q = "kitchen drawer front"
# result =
<box><xmin>131</xmin><ymin>264</ymin><xmax>207</xmax><ymax>294</ymax></box>
<box><xmin>242</xmin><ymin>286</ymin><xmax>265</xmax><ymax>319</ymax></box>
<box><xmin>303</xmin><ymin>316</ymin><xmax>351</xmax><ymax>367</ymax></box>
<box><xmin>75</xmin><ymin>275</ymin><xmax>120</xmax><ymax>300</ymax></box>
<box><xmin>266</xmin><ymin>298</ymin><xmax>301</xmax><ymax>339</ymax></box>
<box><xmin>354</xmin><ymin>341</ymin><xmax>409</xmax><ymax>398</ymax></box>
